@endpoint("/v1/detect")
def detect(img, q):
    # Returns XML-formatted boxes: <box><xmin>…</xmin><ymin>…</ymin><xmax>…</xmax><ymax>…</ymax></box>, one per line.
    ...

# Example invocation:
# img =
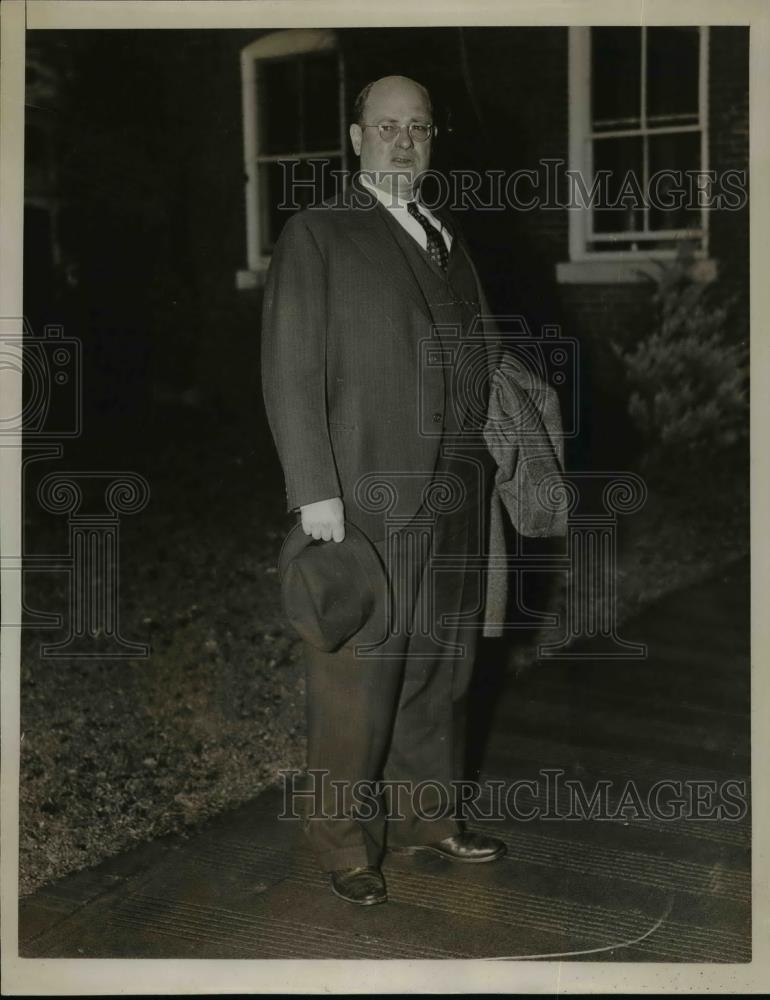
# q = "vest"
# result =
<box><xmin>375</xmin><ymin>203</ymin><xmax>497</xmax><ymax>504</ymax></box>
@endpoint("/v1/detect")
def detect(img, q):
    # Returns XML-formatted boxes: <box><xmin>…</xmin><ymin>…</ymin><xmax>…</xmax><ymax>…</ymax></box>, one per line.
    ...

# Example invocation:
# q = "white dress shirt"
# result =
<box><xmin>359</xmin><ymin>174</ymin><xmax>453</xmax><ymax>256</ymax></box>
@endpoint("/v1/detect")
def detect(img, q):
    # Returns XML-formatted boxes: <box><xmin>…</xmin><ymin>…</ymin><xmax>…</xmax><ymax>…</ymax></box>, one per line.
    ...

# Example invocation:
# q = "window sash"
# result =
<box><xmin>240</xmin><ymin>30</ymin><xmax>346</xmax><ymax>274</ymax></box>
<box><xmin>587</xmin><ymin>227</ymin><xmax>704</xmax><ymax>241</ymax></box>
<box><xmin>569</xmin><ymin>26</ymin><xmax>709</xmax><ymax>262</ymax></box>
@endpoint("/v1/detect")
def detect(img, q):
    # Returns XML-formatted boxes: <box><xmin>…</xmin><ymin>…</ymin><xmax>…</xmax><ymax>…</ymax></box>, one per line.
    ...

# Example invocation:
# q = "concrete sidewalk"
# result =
<box><xmin>19</xmin><ymin>556</ymin><xmax>750</xmax><ymax>961</ymax></box>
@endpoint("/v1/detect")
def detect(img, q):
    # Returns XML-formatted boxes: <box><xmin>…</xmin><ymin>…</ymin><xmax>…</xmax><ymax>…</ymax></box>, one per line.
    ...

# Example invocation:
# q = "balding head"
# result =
<box><xmin>349</xmin><ymin>75</ymin><xmax>434</xmax><ymax>198</ymax></box>
<box><xmin>353</xmin><ymin>76</ymin><xmax>432</xmax><ymax>125</ymax></box>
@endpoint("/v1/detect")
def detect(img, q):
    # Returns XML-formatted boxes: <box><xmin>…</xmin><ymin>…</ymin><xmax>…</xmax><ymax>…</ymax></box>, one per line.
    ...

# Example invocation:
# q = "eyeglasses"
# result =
<box><xmin>362</xmin><ymin>122</ymin><xmax>437</xmax><ymax>143</ymax></box>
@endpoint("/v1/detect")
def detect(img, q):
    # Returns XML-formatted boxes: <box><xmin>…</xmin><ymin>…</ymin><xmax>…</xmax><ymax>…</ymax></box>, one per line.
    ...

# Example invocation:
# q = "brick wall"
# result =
<box><xmin>708</xmin><ymin>26</ymin><xmax>750</xmax><ymax>320</ymax></box>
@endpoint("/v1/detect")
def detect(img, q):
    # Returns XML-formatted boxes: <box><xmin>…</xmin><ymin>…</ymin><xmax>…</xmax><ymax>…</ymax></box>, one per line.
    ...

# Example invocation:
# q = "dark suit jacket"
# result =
<box><xmin>261</xmin><ymin>179</ymin><xmax>501</xmax><ymax>542</ymax></box>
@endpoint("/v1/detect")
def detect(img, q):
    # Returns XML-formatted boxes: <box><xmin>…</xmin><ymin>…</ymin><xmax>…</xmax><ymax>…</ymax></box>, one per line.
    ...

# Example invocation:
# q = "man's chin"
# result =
<box><xmin>386</xmin><ymin>169</ymin><xmax>418</xmax><ymax>199</ymax></box>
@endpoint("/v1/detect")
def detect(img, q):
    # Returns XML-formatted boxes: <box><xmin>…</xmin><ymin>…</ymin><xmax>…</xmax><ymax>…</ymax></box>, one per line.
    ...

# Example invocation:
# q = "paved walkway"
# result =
<box><xmin>19</xmin><ymin>556</ymin><xmax>750</xmax><ymax>961</ymax></box>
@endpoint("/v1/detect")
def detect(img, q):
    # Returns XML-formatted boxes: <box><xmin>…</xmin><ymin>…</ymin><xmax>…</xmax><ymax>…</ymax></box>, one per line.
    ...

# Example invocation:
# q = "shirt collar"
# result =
<box><xmin>358</xmin><ymin>172</ymin><xmax>420</xmax><ymax>211</ymax></box>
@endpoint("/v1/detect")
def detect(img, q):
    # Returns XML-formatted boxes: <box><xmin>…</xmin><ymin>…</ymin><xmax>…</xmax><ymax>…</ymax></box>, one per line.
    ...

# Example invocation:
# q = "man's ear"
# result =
<box><xmin>349</xmin><ymin>122</ymin><xmax>362</xmax><ymax>156</ymax></box>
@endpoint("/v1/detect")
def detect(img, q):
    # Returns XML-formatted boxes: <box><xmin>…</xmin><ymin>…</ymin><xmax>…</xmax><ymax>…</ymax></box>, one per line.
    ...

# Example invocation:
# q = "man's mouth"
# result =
<box><xmin>391</xmin><ymin>156</ymin><xmax>414</xmax><ymax>166</ymax></box>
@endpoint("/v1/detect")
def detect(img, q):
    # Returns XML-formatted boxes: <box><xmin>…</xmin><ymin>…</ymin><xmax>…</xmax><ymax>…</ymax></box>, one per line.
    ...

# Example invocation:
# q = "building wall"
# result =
<box><xmin>708</xmin><ymin>26</ymin><xmax>750</xmax><ymax>311</ymax></box>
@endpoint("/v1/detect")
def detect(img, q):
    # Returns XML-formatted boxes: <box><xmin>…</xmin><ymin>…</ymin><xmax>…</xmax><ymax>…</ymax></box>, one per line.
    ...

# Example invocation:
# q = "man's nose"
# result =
<box><xmin>395</xmin><ymin>126</ymin><xmax>414</xmax><ymax>148</ymax></box>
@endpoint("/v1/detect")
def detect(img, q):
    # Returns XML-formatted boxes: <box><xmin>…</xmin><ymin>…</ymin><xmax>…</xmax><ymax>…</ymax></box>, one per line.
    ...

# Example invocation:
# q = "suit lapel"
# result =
<box><xmin>342</xmin><ymin>180</ymin><xmax>436</xmax><ymax>322</ymax></box>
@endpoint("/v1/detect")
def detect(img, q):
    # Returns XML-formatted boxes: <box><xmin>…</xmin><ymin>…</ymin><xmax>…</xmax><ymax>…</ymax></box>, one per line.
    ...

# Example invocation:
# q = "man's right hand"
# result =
<box><xmin>299</xmin><ymin>497</ymin><xmax>345</xmax><ymax>543</ymax></box>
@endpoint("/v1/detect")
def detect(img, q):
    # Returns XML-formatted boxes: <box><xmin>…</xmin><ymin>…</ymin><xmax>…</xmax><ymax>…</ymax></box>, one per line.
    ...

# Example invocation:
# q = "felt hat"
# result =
<box><xmin>278</xmin><ymin>519</ymin><xmax>389</xmax><ymax>652</ymax></box>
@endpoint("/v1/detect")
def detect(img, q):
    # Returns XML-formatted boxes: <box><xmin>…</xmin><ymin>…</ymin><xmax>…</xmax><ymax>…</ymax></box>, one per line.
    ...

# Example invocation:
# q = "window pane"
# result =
<box><xmin>303</xmin><ymin>52</ymin><xmax>340</xmax><ymax>151</ymax></box>
<box><xmin>591</xmin><ymin>28</ymin><xmax>641</xmax><ymax>130</ymax></box>
<box><xmin>259</xmin><ymin>156</ymin><xmax>343</xmax><ymax>251</ymax></box>
<box><xmin>25</xmin><ymin>121</ymin><xmax>51</xmax><ymax>196</ymax></box>
<box><xmin>258</xmin><ymin>58</ymin><xmax>301</xmax><ymax>154</ymax></box>
<box><xmin>646</xmin><ymin>27</ymin><xmax>700</xmax><ymax>125</ymax></box>
<box><xmin>257</xmin><ymin>51</ymin><xmax>340</xmax><ymax>156</ymax></box>
<box><xmin>648</xmin><ymin>130</ymin><xmax>702</xmax><ymax>231</ymax></box>
<box><xmin>592</xmin><ymin>136</ymin><xmax>644</xmax><ymax>234</ymax></box>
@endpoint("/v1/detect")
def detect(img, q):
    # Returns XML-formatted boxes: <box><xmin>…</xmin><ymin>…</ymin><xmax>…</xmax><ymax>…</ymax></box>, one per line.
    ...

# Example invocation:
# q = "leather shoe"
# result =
<box><xmin>392</xmin><ymin>831</ymin><xmax>506</xmax><ymax>863</ymax></box>
<box><xmin>330</xmin><ymin>865</ymin><xmax>387</xmax><ymax>905</ymax></box>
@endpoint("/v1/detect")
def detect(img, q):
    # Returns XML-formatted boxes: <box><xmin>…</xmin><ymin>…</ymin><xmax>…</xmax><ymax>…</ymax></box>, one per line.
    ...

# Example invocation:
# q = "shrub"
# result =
<box><xmin>610</xmin><ymin>244</ymin><xmax>749</xmax><ymax>482</ymax></box>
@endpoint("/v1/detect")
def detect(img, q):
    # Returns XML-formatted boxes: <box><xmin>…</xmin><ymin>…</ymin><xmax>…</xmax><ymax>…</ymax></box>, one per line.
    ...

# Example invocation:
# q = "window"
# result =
<box><xmin>237</xmin><ymin>29</ymin><xmax>346</xmax><ymax>289</ymax></box>
<box><xmin>559</xmin><ymin>26</ymin><xmax>714</xmax><ymax>283</ymax></box>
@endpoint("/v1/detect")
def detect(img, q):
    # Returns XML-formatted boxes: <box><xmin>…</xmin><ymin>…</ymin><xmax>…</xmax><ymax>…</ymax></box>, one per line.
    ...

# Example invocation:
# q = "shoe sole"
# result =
<box><xmin>390</xmin><ymin>845</ymin><xmax>506</xmax><ymax>863</ymax></box>
<box><xmin>330</xmin><ymin>884</ymin><xmax>387</xmax><ymax>905</ymax></box>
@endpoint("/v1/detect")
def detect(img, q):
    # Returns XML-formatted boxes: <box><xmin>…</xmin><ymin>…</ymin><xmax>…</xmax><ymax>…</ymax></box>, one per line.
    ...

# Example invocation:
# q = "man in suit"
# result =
<box><xmin>261</xmin><ymin>75</ymin><xmax>505</xmax><ymax>906</ymax></box>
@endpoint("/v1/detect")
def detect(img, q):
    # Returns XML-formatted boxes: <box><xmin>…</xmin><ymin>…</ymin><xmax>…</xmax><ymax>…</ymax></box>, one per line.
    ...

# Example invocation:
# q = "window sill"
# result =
<box><xmin>555</xmin><ymin>257</ymin><xmax>718</xmax><ymax>285</ymax></box>
<box><xmin>236</xmin><ymin>268</ymin><xmax>268</xmax><ymax>291</ymax></box>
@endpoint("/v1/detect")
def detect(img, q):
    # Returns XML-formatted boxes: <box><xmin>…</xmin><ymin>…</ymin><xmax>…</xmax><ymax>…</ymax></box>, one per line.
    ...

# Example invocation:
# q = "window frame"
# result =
<box><xmin>237</xmin><ymin>29</ymin><xmax>346</xmax><ymax>289</ymax></box>
<box><xmin>558</xmin><ymin>25</ymin><xmax>715</xmax><ymax>285</ymax></box>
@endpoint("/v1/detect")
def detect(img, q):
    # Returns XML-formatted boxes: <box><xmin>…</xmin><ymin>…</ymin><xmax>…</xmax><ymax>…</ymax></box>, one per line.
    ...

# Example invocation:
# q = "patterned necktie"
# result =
<box><xmin>406</xmin><ymin>200</ymin><xmax>448</xmax><ymax>272</ymax></box>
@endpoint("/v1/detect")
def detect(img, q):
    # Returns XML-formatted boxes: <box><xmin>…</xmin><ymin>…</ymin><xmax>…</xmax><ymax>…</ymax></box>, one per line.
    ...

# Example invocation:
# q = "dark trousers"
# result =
<box><xmin>299</xmin><ymin>444</ymin><xmax>493</xmax><ymax>872</ymax></box>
